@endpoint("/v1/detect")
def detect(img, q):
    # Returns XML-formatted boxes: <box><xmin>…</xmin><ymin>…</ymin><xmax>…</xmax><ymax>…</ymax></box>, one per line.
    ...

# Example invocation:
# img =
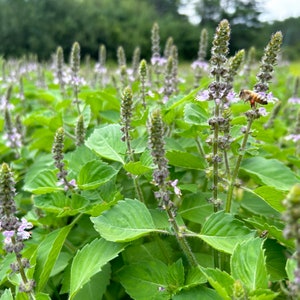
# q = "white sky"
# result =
<box><xmin>179</xmin><ymin>0</ymin><xmax>300</xmax><ymax>23</ymax></box>
<box><xmin>259</xmin><ymin>0</ymin><xmax>300</xmax><ymax>22</ymax></box>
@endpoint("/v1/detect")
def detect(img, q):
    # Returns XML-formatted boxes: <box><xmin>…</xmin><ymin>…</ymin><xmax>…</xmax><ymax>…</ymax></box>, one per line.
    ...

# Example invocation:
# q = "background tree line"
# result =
<box><xmin>0</xmin><ymin>0</ymin><xmax>299</xmax><ymax>61</ymax></box>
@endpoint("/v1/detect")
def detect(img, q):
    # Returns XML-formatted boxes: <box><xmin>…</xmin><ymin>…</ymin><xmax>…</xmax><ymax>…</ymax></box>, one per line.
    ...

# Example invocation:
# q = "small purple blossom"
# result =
<box><xmin>288</xmin><ymin>97</ymin><xmax>300</xmax><ymax>105</ymax></box>
<box><xmin>170</xmin><ymin>179</ymin><xmax>182</xmax><ymax>197</ymax></box>
<box><xmin>195</xmin><ymin>90</ymin><xmax>210</xmax><ymax>102</ymax></box>
<box><xmin>151</xmin><ymin>56</ymin><xmax>167</xmax><ymax>66</ymax></box>
<box><xmin>285</xmin><ymin>134</ymin><xmax>300</xmax><ymax>143</ymax></box>
<box><xmin>191</xmin><ymin>60</ymin><xmax>209</xmax><ymax>71</ymax></box>
<box><xmin>258</xmin><ymin>107</ymin><xmax>268</xmax><ymax>116</ymax></box>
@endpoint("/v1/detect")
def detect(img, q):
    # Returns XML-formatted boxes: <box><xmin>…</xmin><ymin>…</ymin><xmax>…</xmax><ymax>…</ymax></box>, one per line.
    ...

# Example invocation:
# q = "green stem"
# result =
<box><xmin>165</xmin><ymin>208</ymin><xmax>199</xmax><ymax>267</ymax></box>
<box><xmin>212</xmin><ymin>103</ymin><xmax>220</xmax><ymax>212</ymax></box>
<box><xmin>225</xmin><ymin>118</ymin><xmax>253</xmax><ymax>213</ymax></box>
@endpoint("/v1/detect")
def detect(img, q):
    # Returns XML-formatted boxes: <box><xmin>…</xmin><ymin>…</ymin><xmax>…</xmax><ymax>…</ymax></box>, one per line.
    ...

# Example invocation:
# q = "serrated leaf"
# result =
<box><xmin>77</xmin><ymin>160</ymin><xmax>119</xmax><ymax>190</ymax></box>
<box><xmin>34</xmin><ymin>193</ymin><xmax>89</xmax><ymax>216</ymax></box>
<box><xmin>179</xmin><ymin>193</ymin><xmax>213</xmax><ymax>225</ymax></box>
<box><xmin>0</xmin><ymin>289</ymin><xmax>13</xmax><ymax>300</ymax></box>
<box><xmin>198</xmin><ymin>211</ymin><xmax>255</xmax><ymax>254</ymax></box>
<box><xmin>91</xmin><ymin>199</ymin><xmax>160</xmax><ymax>242</ymax></box>
<box><xmin>184</xmin><ymin>102</ymin><xmax>209</xmax><ymax>125</ymax></box>
<box><xmin>253</xmin><ymin>186</ymin><xmax>286</xmax><ymax>212</ymax></box>
<box><xmin>173</xmin><ymin>286</ymin><xmax>223</xmax><ymax>300</ymax></box>
<box><xmin>240</xmin><ymin>157</ymin><xmax>299</xmax><ymax>191</ymax></box>
<box><xmin>203</xmin><ymin>268</ymin><xmax>234</xmax><ymax>300</ymax></box>
<box><xmin>35</xmin><ymin>225</ymin><xmax>72</xmax><ymax>291</ymax></box>
<box><xmin>166</xmin><ymin>150</ymin><xmax>205</xmax><ymax>170</ymax></box>
<box><xmin>123</xmin><ymin>161</ymin><xmax>152</xmax><ymax>175</ymax></box>
<box><xmin>69</xmin><ymin>239</ymin><xmax>124</xmax><ymax>299</ymax></box>
<box><xmin>73</xmin><ymin>264</ymin><xmax>111</xmax><ymax>300</ymax></box>
<box><xmin>231</xmin><ymin>238</ymin><xmax>268</xmax><ymax>291</ymax></box>
<box><xmin>85</xmin><ymin>124</ymin><xmax>126</xmax><ymax>163</ymax></box>
<box><xmin>23</xmin><ymin>169</ymin><xmax>62</xmax><ymax>194</ymax></box>
<box><xmin>119</xmin><ymin>260</ymin><xmax>182</xmax><ymax>300</ymax></box>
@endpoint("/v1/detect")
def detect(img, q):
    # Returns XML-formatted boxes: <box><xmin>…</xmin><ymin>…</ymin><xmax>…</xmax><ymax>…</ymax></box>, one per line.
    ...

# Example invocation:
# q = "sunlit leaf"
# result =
<box><xmin>91</xmin><ymin>199</ymin><xmax>160</xmax><ymax>242</ymax></box>
<box><xmin>69</xmin><ymin>239</ymin><xmax>124</xmax><ymax>299</ymax></box>
<box><xmin>240</xmin><ymin>157</ymin><xmax>299</xmax><ymax>190</ymax></box>
<box><xmin>231</xmin><ymin>238</ymin><xmax>268</xmax><ymax>290</ymax></box>
<box><xmin>85</xmin><ymin>124</ymin><xmax>126</xmax><ymax>163</ymax></box>
<box><xmin>198</xmin><ymin>211</ymin><xmax>255</xmax><ymax>254</ymax></box>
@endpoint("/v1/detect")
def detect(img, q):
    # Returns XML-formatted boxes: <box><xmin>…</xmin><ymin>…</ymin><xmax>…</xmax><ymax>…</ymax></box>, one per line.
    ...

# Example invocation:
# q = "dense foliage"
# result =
<box><xmin>1</xmin><ymin>18</ymin><xmax>300</xmax><ymax>300</ymax></box>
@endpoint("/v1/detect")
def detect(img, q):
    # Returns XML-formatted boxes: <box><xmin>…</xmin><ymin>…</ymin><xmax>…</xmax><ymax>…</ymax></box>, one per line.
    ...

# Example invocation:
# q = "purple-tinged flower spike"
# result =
<box><xmin>117</xmin><ymin>47</ymin><xmax>128</xmax><ymax>89</ymax></box>
<box><xmin>282</xmin><ymin>184</ymin><xmax>300</xmax><ymax>298</ymax></box>
<box><xmin>162</xmin><ymin>56</ymin><xmax>175</xmax><ymax>103</ymax></box>
<box><xmin>70</xmin><ymin>42</ymin><xmax>82</xmax><ymax>114</ymax></box>
<box><xmin>243</xmin><ymin>46</ymin><xmax>256</xmax><ymax>84</ymax></box>
<box><xmin>0</xmin><ymin>163</ymin><xmax>35</xmax><ymax>295</ymax></box>
<box><xmin>151</xmin><ymin>23</ymin><xmax>166</xmax><ymax>88</ymax></box>
<box><xmin>171</xmin><ymin>45</ymin><xmax>179</xmax><ymax>94</ymax></box>
<box><xmin>139</xmin><ymin>59</ymin><xmax>148</xmax><ymax>109</ymax></box>
<box><xmin>227</xmin><ymin>50</ymin><xmax>245</xmax><ymax>85</ymax></box>
<box><xmin>254</xmin><ymin>31</ymin><xmax>283</xmax><ymax>94</ymax></box>
<box><xmin>193</xmin><ymin>28</ymin><xmax>209</xmax><ymax>88</ymax></box>
<box><xmin>164</xmin><ymin>37</ymin><xmax>174</xmax><ymax>59</ymax></box>
<box><xmin>75</xmin><ymin>115</ymin><xmax>85</xmax><ymax>147</ymax></box>
<box><xmin>132</xmin><ymin>47</ymin><xmax>141</xmax><ymax>80</ymax></box>
<box><xmin>148</xmin><ymin>111</ymin><xmax>199</xmax><ymax>267</ymax></box>
<box><xmin>120</xmin><ymin>86</ymin><xmax>134</xmax><ymax>159</ymax></box>
<box><xmin>117</xmin><ymin>46</ymin><xmax>127</xmax><ymax>69</ymax></box>
<box><xmin>94</xmin><ymin>44</ymin><xmax>108</xmax><ymax>88</ymax></box>
<box><xmin>4</xmin><ymin>109</ymin><xmax>22</xmax><ymax>153</ymax></box>
<box><xmin>55</xmin><ymin>46</ymin><xmax>66</xmax><ymax>95</ymax></box>
<box><xmin>148</xmin><ymin>110</ymin><xmax>169</xmax><ymax>192</ymax></box>
<box><xmin>52</xmin><ymin>128</ymin><xmax>77</xmax><ymax>192</ymax></box>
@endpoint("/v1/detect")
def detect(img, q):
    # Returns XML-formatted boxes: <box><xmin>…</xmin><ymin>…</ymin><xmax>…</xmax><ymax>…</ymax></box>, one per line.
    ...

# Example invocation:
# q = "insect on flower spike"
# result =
<box><xmin>239</xmin><ymin>89</ymin><xmax>268</xmax><ymax>108</ymax></box>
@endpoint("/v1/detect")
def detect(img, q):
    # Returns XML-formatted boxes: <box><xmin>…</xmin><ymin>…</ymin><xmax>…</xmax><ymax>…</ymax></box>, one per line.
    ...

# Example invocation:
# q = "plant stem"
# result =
<box><xmin>226</xmin><ymin>118</ymin><xmax>253</xmax><ymax>212</ymax></box>
<box><xmin>165</xmin><ymin>208</ymin><xmax>199</xmax><ymax>267</ymax></box>
<box><xmin>212</xmin><ymin>103</ymin><xmax>220</xmax><ymax>212</ymax></box>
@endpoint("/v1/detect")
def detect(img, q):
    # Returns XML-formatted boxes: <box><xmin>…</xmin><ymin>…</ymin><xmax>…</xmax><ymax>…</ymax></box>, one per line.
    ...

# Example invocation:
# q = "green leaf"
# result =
<box><xmin>198</xmin><ymin>211</ymin><xmax>255</xmax><ymax>254</ymax></box>
<box><xmin>0</xmin><ymin>289</ymin><xmax>13</xmax><ymax>300</ymax></box>
<box><xmin>184</xmin><ymin>102</ymin><xmax>209</xmax><ymax>125</ymax></box>
<box><xmin>73</xmin><ymin>264</ymin><xmax>111</xmax><ymax>300</ymax></box>
<box><xmin>23</xmin><ymin>169</ymin><xmax>61</xmax><ymax>194</ymax></box>
<box><xmin>173</xmin><ymin>286</ymin><xmax>223</xmax><ymax>300</ymax></box>
<box><xmin>166</xmin><ymin>150</ymin><xmax>205</xmax><ymax>170</ymax></box>
<box><xmin>203</xmin><ymin>268</ymin><xmax>234</xmax><ymax>300</ymax></box>
<box><xmin>123</xmin><ymin>161</ymin><xmax>152</xmax><ymax>175</ymax></box>
<box><xmin>34</xmin><ymin>193</ymin><xmax>89</xmax><ymax>216</ymax></box>
<box><xmin>231</xmin><ymin>238</ymin><xmax>268</xmax><ymax>291</ymax></box>
<box><xmin>92</xmin><ymin>199</ymin><xmax>159</xmax><ymax>242</ymax></box>
<box><xmin>179</xmin><ymin>193</ymin><xmax>213</xmax><ymax>225</ymax></box>
<box><xmin>69</xmin><ymin>239</ymin><xmax>124</xmax><ymax>299</ymax></box>
<box><xmin>35</xmin><ymin>225</ymin><xmax>72</xmax><ymax>291</ymax></box>
<box><xmin>264</xmin><ymin>239</ymin><xmax>287</xmax><ymax>281</ymax></box>
<box><xmin>252</xmin><ymin>186</ymin><xmax>286</xmax><ymax>212</ymax></box>
<box><xmin>85</xmin><ymin>124</ymin><xmax>126</xmax><ymax>164</ymax></box>
<box><xmin>119</xmin><ymin>259</ymin><xmax>184</xmax><ymax>300</ymax></box>
<box><xmin>286</xmin><ymin>258</ymin><xmax>296</xmax><ymax>282</ymax></box>
<box><xmin>77</xmin><ymin>160</ymin><xmax>119</xmax><ymax>190</ymax></box>
<box><xmin>240</xmin><ymin>157</ymin><xmax>299</xmax><ymax>191</ymax></box>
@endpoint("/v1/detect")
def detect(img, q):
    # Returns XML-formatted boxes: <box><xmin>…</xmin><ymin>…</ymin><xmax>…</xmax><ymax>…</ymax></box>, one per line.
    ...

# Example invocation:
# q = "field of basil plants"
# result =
<box><xmin>1</xmin><ymin>19</ymin><xmax>300</xmax><ymax>300</ymax></box>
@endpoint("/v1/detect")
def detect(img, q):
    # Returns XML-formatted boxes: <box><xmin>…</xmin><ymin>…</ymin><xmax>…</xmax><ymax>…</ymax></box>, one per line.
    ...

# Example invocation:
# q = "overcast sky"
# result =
<box><xmin>259</xmin><ymin>0</ymin><xmax>300</xmax><ymax>21</ymax></box>
<box><xmin>179</xmin><ymin>0</ymin><xmax>300</xmax><ymax>23</ymax></box>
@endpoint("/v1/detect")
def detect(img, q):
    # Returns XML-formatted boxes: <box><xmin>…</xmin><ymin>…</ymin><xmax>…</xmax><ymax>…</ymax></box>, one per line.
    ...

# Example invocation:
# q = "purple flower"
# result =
<box><xmin>170</xmin><ymin>179</ymin><xmax>182</xmax><ymax>197</ymax></box>
<box><xmin>285</xmin><ymin>134</ymin><xmax>300</xmax><ymax>143</ymax></box>
<box><xmin>258</xmin><ymin>107</ymin><xmax>268</xmax><ymax>116</ymax></box>
<box><xmin>191</xmin><ymin>60</ymin><xmax>209</xmax><ymax>71</ymax></box>
<box><xmin>151</xmin><ymin>56</ymin><xmax>167</xmax><ymax>66</ymax></box>
<box><xmin>288</xmin><ymin>97</ymin><xmax>300</xmax><ymax>105</ymax></box>
<box><xmin>196</xmin><ymin>90</ymin><xmax>210</xmax><ymax>101</ymax></box>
